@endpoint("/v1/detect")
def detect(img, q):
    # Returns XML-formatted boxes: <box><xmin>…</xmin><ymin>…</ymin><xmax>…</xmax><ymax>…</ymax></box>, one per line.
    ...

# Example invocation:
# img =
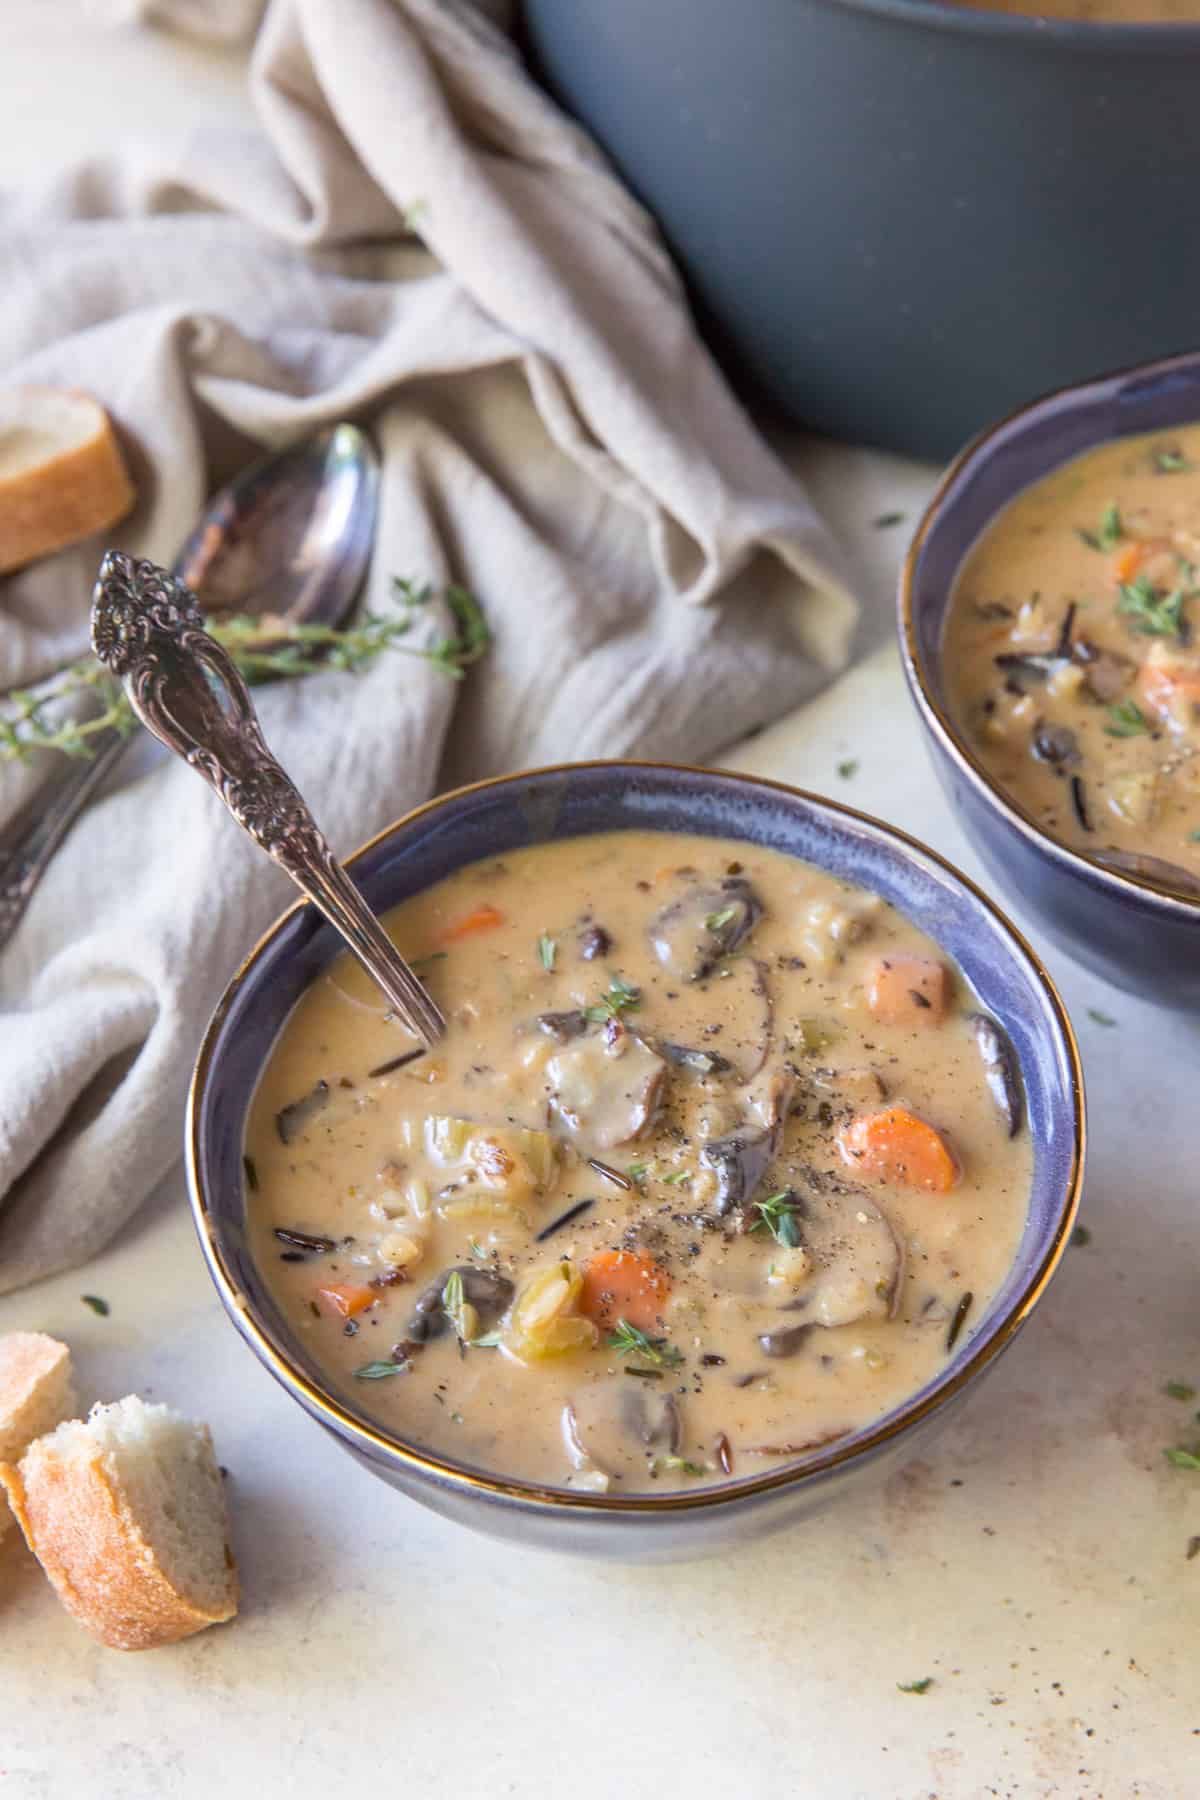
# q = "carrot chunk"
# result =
<box><xmin>866</xmin><ymin>953</ymin><xmax>951</xmax><ymax>1025</ymax></box>
<box><xmin>1136</xmin><ymin>657</ymin><xmax>1200</xmax><ymax>729</ymax></box>
<box><xmin>836</xmin><ymin>1107</ymin><xmax>959</xmax><ymax>1192</ymax></box>
<box><xmin>439</xmin><ymin>903</ymin><xmax>505</xmax><ymax>944</ymax></box>
<box><xmin>579</xmin><ymin>1250</ymin><xmax>671</xmax><ymax>1333</ymax></box>
<box><xmin>1112</xmin><ymin>541</ymin><xmax>1148</xmax><ymax>585</ymax></box>
<box><xmin>315</xmin><ymin>1282</ymin><xmax>377</xmax><ymax>1319</ymax></box>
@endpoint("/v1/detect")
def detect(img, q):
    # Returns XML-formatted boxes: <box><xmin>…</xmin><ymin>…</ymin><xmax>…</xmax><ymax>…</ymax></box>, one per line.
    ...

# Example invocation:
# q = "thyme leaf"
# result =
<box><xmin>897</xmin><ymin>1678</ymin><xmax>933</xmax><ymax>1695</ymax></box>
<box><xmin>538</xmin><ymin>933</ymin><xmax>557</xmax><ymax>972</ymax></box>
<box><xmin>704</xmin><ymin>905</ymin><xmax>738</xmax><ymax>932</ymax></box>
<box><xmin>1165</xmin><ymin>1381</ymin><xmax>1197</xmax><ymax>1402</ymax></box>
<box><xmin>81</xmin><ymin>1294</ymin><xmax>110</xmax><ymax>1317</ymax></box>
<box><xmin>1164</xmin><ymin>1447</ymin><xmax>1200</xmax><ymax>1471</ymax></box>
<box><xmin>1078</xmin><ymin>502</ymin><xmax>1122</xmax><ymax>552</ymax></box>
<box><xmin>354</xmin><ymin>1359</ymin><xmax>409</xmax><ymax>1380</ymax></box>
<box><xmin>1104</xmin><ymin>699</ymin><xmax>1150</xmax><ymax>738</ymax></box>
<box><xmin>653</xmin><ymin>1456</ymin><xmax>706</xmax><ymax>1477</ymax></box>
<box><xmin>1155</xmin><ymin>448</ymin><xmax>1192</xmax><ymax>474</ymax></box>
<box><xmin>442</xmin><ymin>1269</ymin><xmax>469</xmax><ymax>1341</ymax></box>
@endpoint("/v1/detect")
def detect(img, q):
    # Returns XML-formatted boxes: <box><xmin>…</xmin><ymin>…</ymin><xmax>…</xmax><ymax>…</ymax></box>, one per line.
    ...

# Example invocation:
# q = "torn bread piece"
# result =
<box><xmin>0</xmin><ymin>386</ymin><xmax>136</xmax><ymax>574</ymax></box>
<box><xmin>0</xmin><ymin>1333</ymin><xmax>76</xmax><ymax>1538</ymax></box>
<box><xmin>0</xmin><ymin>1397</ymin><xmax>238</xmax><ymax>1649</ymax></box>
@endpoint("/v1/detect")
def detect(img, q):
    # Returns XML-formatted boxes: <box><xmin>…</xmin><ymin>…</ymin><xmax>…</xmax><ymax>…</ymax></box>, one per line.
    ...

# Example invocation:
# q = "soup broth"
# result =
<box><xmin>245</xmin><ymin>831</ymin><xmax>1030</xmax><ymax>1494</ymax></box>
<box><xmin>945</xmin><ymin>426</ymin><xmax>1200</xmax><ymax>871</ymax></box>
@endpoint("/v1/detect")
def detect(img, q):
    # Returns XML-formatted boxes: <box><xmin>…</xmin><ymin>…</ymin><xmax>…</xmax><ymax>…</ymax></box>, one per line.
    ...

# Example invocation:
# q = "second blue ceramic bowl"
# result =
<box><xmin>901</xmin><ymin>350</ymin><xmax>1200</xmax><ymax>1010</ymax></box>
<box><xmin>187</xmin><ymin>763</ymin><xmax>1083</xmax><ymax>1561</ymax></box>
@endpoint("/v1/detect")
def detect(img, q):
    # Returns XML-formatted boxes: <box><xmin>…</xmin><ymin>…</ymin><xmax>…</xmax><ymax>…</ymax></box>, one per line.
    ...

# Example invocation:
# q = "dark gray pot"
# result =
<box><xmin>521</xmin><ymin>0</ymin><xmax>1200</xmax><ymax>459</ymax></box>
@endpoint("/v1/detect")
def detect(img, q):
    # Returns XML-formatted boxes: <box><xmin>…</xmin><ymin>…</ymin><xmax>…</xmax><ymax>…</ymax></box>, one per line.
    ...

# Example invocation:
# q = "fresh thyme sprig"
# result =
<box><xmin>1117</xmin><ymin>572</ymin><xmax>1188</xmax><ymax>639</ymax></box>
<box><xmin>0</xmin><ymin>576</ymin><xmax>490</xmax><ymax>765</ymax></box>
<box><xmin>584</xmin><ymin>975</ymin><xmax>642</xmax><ymax>1024</ymax></box>
<box><xmin>749</xmin><ymin>1189</ymin><xmax>803</xmax><ymax>1248</ymax></box>
<box><xmin>607</xmin><ymin>1318</ymin><xmax>683</xmax><ymax>1368</ymax></box>
<box><xmin>0</xmin><ymin>669</ymin><xmax>137</xmax><ymax>765</ymax></box>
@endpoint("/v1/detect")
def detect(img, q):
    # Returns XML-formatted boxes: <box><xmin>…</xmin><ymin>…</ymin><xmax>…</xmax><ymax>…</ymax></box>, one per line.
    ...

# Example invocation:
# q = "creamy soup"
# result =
<box><xmin>945</xmin><ymin>427</ymin><xmax>1200</xmax><ymax>875</ymax></box>
<box><xmin>948</xmin><ymin>0</ymin><xmax>1200</xmax><ymax>21</ymax></box>
<box><xmin>244</xmin><ymin>831</ymin><xmax>1030</xmax><ymax>1494</ymax></box>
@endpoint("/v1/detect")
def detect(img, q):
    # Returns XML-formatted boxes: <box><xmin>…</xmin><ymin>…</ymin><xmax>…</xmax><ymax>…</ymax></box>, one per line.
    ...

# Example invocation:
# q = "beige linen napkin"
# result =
<box><xmin>0</xmin><ymin>0</ymin><xmax>856</xmax><ymax>1294</ymax></box>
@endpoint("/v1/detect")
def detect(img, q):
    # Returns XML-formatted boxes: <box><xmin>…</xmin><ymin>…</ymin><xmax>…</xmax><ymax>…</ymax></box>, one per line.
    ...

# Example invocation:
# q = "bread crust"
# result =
<box><xmin>0</xmin><ymin>1426</ymin><xmax>238</xmax><ymax>1651</ymax></box>
<box><xmin>0</xmin><ymin>1333</ymin><xmax>76</xmax><ymax>1537</ymax></box>
<box><xmin>0</xmin><ymin>386</ymin><xmax>136</xmax><ymax>575</ymax></box>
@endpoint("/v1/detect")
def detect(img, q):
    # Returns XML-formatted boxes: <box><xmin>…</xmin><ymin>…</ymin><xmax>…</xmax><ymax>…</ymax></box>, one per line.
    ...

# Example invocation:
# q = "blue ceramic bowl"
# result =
<box><xmin>187</xmin><ymin>763</ymin><xmax>1083</xmax><ymax>1562</ymax></box>
<box><xmin>901</xmin><ymin>350</ymin><xmax>1200</xmax><ymax>1009</ymax></box>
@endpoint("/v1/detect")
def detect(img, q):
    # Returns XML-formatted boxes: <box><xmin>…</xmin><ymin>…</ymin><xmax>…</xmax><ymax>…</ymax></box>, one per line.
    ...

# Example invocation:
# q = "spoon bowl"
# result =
<box><xmin>173</xmin><ymin>423</ymin><xmax>378</xmax><ymax>632</ymax></box>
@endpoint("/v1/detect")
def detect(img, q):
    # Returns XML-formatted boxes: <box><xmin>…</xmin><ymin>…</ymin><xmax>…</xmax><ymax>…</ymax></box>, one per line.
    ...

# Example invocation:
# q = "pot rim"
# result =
<box><xmin>899</xmin><ymin>345</ymin><xmax>1200</xmax><ymax>917</ymax></box>
<box><xmin>814</xmin><ymin>0</ymin><xmax>1200</xmax><ymax>47</ymax></box>
<box><xmin>187</xmin><ymin>760</ymin><xmax>1084</xmax><ymax>1519</ymax></box>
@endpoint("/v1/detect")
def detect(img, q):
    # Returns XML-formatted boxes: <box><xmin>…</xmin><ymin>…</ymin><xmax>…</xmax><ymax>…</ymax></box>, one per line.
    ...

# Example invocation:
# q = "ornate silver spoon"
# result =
<box><xmin>0</xmin><ymin>423</ymin><xmax>377</xmax><ymax>952</ymax></box>
<box><xmin>91</xmin><ymin>550</ymin><xmax>445</xmax><ymax>1048</ymax></box>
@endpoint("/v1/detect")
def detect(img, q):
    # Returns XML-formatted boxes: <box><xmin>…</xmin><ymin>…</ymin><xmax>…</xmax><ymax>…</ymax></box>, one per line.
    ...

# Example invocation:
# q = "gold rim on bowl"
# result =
<box><xmin>899</xmin><ymin>347</ymin><xmax>1200</xmax><ymax>913</ymax></box>
<box><xmin>186</xmin><ymin>760</ymin><xmax>1085</xmax><ymax>1517</ymax></box>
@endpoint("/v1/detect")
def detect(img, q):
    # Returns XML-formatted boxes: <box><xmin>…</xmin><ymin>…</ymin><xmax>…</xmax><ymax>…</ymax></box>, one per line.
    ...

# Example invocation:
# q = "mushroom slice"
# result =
<box><xmin>649</xmin><ymin>876</ymin><xmax>763</xmax><ymax>981</ymax></box>
<box><xmin>405</xmin><ymin>1263</ymin><xmax>515</xmax><ymax>1343</ymax></box>
<box><xmin>1071</xmin><ymin>638</ymin><xmax>1133</xmax><ymax>702</ymax></box>
<box><xmin>702</xmin><ymin>1071</ymin><xmax>794</xmax><ymax>1218</ymax></box>
<box><xmin>657</xmin><ymin>1041</ymin><xmax>734</xmax><ymax>1077</ymax></box>
<box><xmin>274</xmin><ymin>1079</ymin><xmax>331</xmax><ymax>1145</ymax></box>
<box><xmin>546</xmin><ymin>1024</ymin><xmax>666</xmax><ymax>1150</ymax></box>
<box><xmin>564</xmin><ymin>1385</ymin><xmax>682</xmax><ymax>1475</ymax></box>
<box><xmin>758</xmin><ymin>1322</ymin><xmax>815</xmax><ymax>1359</ymax></box>
<box><xmin>537</xmin><ymin>1010</ymin><xmax>589</xmax><ymax>1043</ymax></box>
<box><xmin>715</xmin><ymin>956</ymin><xmax>774</xmax><ymax>1082</ymax></box>
<box><xmin>969</xmin><ymin>1013</ymin><xmax>1024</xmax><ymax>1139</ymax></box>
<box><xmin>779</xmin><ymin>1182</ymin><xmax>905</xmax><ymax>1329</ymax></box>
<box><xmin>702</xmin><ymin>1123</ymin><xmax>773</xmax><ymax>1217</ymax></box>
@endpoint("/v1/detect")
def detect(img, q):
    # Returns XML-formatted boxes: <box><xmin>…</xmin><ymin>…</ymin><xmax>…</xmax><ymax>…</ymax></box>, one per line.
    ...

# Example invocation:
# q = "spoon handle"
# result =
<box><xmin>90</xmin><ymin>550</ymin><xmax>445</xmax><ymax>1048</ymax></box>
<box><xmin>0</xmin><ymin>726</ymin><xmax>129</xmax><ymax>953</ymax></box>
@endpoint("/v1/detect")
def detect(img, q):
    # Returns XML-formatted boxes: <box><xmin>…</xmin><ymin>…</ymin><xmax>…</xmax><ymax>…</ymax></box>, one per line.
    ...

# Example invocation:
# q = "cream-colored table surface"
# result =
<box><xmin>1</xmin><ymin>13</ymin><xmax>1196</xmax><ymax>1800</ymax></box>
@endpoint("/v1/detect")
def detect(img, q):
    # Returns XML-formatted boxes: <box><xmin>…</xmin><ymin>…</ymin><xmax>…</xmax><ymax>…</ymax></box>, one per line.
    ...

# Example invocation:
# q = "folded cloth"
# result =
<box><xmin>86</xmin><ymin>0</ymin><xmax>269</xmax><ymax>40</ymax></box>
<box><xmin>0</xmin><ymin>0</ymin><xmax>856</xmax><ymax>1294</ymax></box>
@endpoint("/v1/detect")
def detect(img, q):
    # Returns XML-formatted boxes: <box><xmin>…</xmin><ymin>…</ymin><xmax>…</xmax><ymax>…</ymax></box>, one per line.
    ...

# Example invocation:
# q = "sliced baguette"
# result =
<box><xmin>0</xmin><ymin>1397</ymin><xmax>238</xmax><ymax>1649</ymax></box>
<box><xmin>0</xmin><ymin>386</ymin><xmax>136</xmax><ymax>575</ymax></box>
<box><xmin>0</xmin><ymin>1333</ymin><xmax>76</xmax><ymax>1538</ymax></box>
